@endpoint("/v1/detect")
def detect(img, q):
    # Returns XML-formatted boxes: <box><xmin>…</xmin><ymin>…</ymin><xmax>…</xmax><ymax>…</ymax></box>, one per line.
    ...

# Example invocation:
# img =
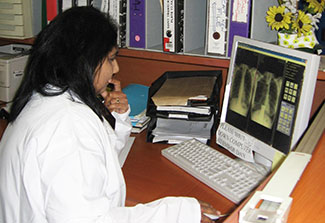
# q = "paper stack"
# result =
<box><xmin>146</xmin><ymin>70</ymin><xmax>222</xmax><ymax>144</ymax></box>
<box><xmin>123</xmin><ymin>84</ymin><xmax>150</xmax><ymax>133</ymax></box>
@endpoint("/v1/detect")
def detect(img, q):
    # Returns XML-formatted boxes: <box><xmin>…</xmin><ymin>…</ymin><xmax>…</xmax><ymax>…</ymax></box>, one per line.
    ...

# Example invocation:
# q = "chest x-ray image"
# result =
<box><xmin>250</xmin><ymin>71</ymin><xmax>283</xmax><ymax>129</ymax></box>
<box><xmin>228</xmin><ymin>64</ymin><xmax>256</xmax><ymax>118</ymax></box>
<box><xmin>226</xmin><ymin>47</ymin><xmax>286</xmax><ymax>145</ymax></box>
<box><xmin>229</xmin><ymin>64</ymin><xmax>283</xmax><ymax>129</ymax></box>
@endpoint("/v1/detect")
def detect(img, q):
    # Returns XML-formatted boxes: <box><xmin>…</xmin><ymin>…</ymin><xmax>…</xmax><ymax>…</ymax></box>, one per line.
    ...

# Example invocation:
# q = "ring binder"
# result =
<box><xmin>128</xmin><ymin>0</ymin><xmax>162</xmax><ymax>50</ymax></box>
<box><xmin>206</xmin><ymin>0</ymin><xmax>229</xmax><ymax>56</ymax></box>
<box><xmin>163</xmin><ymin>0</ymin><xmax>184</xmax><ymax>53</ymax></box>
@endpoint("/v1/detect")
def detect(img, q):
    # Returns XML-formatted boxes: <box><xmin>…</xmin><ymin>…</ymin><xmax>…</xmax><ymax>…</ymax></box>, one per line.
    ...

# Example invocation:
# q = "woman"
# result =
<box><xmin>0</xmin><ymin>7</ymin><xmax>219</xmax><ymax>223</ymax></box>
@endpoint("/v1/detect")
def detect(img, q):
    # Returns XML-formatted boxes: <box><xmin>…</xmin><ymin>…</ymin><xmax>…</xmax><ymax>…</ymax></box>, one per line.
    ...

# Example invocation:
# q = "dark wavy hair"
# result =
<box><xmin>8</xmin><ymin>6</ymin><xmax>118</xmax><ymax>123</ymax></box>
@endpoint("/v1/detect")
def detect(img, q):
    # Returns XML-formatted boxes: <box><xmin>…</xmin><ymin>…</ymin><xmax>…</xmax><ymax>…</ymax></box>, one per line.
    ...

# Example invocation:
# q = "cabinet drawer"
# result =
<box><xmin>0</xmin><ymin>14</ymin><xmax>23</xmax><ymax>25</ymax></box>
<box><xmin>0</xmin><ymin>24</ymin><xmax>23</xmax><ymax>37</ymax></box>
<box><xmin>0</xmin><ymin>2</ymin><xmax>23</xmax><ymax>15</ymax></box>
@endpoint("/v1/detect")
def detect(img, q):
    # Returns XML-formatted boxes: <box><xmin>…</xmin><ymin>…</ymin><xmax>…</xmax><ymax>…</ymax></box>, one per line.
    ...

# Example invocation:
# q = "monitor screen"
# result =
<box><xmin>217</xmin><ymin>36</ymin><xmax>320</xmax><ymax>167</ymax></box>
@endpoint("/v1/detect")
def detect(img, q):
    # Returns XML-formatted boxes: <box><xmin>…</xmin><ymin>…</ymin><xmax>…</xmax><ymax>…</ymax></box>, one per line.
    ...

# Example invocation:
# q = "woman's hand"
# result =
<box><xmin>199</xmin><ymin>200</ymin><xmax>221</xmax><ymax>223</ymax></box>
<box><xmin>101</xmin><ymin>79</ymin><xmax>128</xmax><ymax>114</ymax></box>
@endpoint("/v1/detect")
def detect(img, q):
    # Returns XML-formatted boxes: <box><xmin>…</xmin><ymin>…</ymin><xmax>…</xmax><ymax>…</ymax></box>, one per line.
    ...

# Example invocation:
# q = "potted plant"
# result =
<box><xmin>266</xmin><ymin>0</ymin><xmax>324</xmax><ymax>51</ymax></box>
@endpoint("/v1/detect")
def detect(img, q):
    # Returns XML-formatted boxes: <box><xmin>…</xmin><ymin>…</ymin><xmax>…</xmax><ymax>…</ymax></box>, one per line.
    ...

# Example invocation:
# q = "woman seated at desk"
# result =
<box><xmin>0</xmin><ymin>6</ymin><xmax>220</xmax><ymax>223</ymax></box>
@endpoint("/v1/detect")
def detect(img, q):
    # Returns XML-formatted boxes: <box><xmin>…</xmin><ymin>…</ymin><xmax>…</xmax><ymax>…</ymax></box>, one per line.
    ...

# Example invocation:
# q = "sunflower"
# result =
<box><xmin>292</xmin><ymin>10</ymin><xmax>313</xmax><ymax>36</ymax></box>
<box><xmin>266</xmin><ymin>6</ymin><xmax>292</xmax><ymax>31</ymax></box>
<box><xmin>306</xmin><ymin>0</ymin><xmax>325</xmax><ymax>13</ymax></box>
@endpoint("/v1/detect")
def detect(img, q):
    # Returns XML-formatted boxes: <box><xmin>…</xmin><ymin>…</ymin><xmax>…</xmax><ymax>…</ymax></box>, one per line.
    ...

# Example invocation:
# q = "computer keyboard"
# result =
<box><xmin>161</xmin><ymin>139</ymin><xmax>266</xmax><ymax>204</ymax></box>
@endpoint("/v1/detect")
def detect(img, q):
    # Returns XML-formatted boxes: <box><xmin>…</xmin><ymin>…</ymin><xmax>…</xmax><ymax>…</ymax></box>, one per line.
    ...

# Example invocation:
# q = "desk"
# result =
<box><xmin>122</xmin><ymin>130</ymin><xmax>325</xmax><ymax>222</ymax></box>
<box><xmin>0</xmin><ymin>118</ymin><xmax>324</xmax><ymax>222</ymax></box>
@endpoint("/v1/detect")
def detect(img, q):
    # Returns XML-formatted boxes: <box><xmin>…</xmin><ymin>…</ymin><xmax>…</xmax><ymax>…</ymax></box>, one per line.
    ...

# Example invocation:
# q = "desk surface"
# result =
<box><xmin>286</xmin><ymin>133</ymin><xmax>325</xmax><ymax>223</ymax></box>
<box><xmin>122</xmin><ymin>131</ymin><xmax>325</xmax><ymax>223</ymax></box>
<box><xmin>122</xmin><ymin>133</ymin><xmax>238</xmax><ymax>215</ymax></box>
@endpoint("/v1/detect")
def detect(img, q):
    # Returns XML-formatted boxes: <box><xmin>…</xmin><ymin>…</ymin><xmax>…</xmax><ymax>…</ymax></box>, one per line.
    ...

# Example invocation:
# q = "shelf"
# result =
<box><xmin>118</xmin><ymin>48</ymin><xmax>230</xmax><ymax>69</ymax></box>
<box><xmin>119</xmin><ymin>48</ymin><xmax>325</xmax><ymax>80</ymax></box>
<box><xmin>0</xmin><ymin>37</ymin><xmax>34</xmax><ymax>45</ymax></box>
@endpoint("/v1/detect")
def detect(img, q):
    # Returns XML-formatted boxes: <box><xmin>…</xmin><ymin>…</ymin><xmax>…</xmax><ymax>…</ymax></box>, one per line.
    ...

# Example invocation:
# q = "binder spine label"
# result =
<box><xmin>163</xmin><ymin>0</ymin><xmax>183</xmax><ymax>53</ymax></box>
<box><xmin>232</xmin><ymin>0</ymin><xmax>250</xmax><ymax>23</ymax></box>
<box><xmin>207</xmin><ymin>0</ymin><xmax>228</xmax><ymax>55</ymax></box>
<box><xmin>163</xmin><ymin>0</ymin><xmax>175</xmax><ymax>52</ymax></box>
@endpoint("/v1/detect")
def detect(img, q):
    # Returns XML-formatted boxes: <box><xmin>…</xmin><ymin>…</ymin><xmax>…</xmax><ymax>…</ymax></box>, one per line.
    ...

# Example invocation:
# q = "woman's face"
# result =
<box><xmin>93</xmin><ymin>47</ymin><xmax>119</xmax><ymax>95</ymax></box>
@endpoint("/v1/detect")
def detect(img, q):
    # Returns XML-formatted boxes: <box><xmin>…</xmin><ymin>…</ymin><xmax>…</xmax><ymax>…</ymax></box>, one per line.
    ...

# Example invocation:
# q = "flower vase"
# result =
<box><xmin>277</xmin><ymin>31</ymin><xmax>318</xmax><ymax>49</ymax></box>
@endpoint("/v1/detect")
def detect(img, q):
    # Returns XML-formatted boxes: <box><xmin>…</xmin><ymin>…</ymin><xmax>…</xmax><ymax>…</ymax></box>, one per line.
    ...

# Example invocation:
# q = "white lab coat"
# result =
<box><xmin>0</xmin><ymin>89</ymin><xmax>201</xmax><ymax>223</ymax></box>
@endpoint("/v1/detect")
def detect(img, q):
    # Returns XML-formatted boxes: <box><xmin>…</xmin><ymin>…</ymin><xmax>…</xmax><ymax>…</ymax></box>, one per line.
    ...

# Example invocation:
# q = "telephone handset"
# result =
<box><xmin>97</xmin><ymin>83</ymin><xmax>115</xmax><ymax>103</ymax></box>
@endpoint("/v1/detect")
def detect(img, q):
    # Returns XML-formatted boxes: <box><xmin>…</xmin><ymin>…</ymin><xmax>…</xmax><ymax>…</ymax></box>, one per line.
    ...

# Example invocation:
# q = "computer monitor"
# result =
<box><xmin>216</xmin><ymin>36</ymin><xmax>320</xmax><ymax>168</ymax></box>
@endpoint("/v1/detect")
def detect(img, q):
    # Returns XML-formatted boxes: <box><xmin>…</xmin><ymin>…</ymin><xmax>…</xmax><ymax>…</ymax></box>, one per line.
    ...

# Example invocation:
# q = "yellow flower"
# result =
<box><xmin>292</xmin><ymin>11</ymin><xmax>313</xmax><ymax>36</ymax></box>
<box><xmin>306</xmin><ymin>0</ymin><xmax>325</xmax><ymax>13</ymax></box>
<box><xmin>266</xmin><ymin>6</ymin><xmax>292</xmax><ymax>31</ymax></box>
